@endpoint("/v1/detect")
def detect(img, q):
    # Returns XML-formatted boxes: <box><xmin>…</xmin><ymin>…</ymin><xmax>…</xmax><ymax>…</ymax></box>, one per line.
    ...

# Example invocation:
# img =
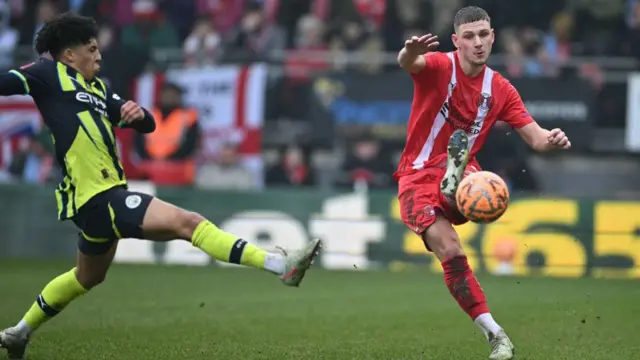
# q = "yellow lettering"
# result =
<box><xmin>482</xmin><ymin>199</ymin><xmax>586</xmax><ymax>277</ymax></box>
<box><xmin>593</xmin><ymin>202</ymin><xmax>640</xmax><ymax>279</ymax></box>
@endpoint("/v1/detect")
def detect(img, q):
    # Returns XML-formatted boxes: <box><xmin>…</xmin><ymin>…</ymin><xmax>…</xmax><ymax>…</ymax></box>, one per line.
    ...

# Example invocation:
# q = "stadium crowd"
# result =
<box><xmin>0</xmin><ymin>0</ymin><xmax>637</xmax><ymax>193</ymax></box>
<box><xmin>0</xmin><ymin>0</ymin><xmax>633</xmax><ymax>71</ymax></box>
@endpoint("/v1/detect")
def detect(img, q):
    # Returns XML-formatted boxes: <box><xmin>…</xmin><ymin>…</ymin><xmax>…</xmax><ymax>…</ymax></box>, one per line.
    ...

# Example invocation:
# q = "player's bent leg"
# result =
<box><xmin>140</xmin><ymin>197</ymin><xmax>322</xmax><ymax>287</ymax></box>
<box><xmin>75</xmin><ymin>240</ymin><xmax>118</xmax><ymax>289</ymax></box>
<box><xmin>1</xmin><ymin>241</ymin><xmax>117</xmax><ymax>360</ymax></box>
<box><xmin>422</xmin><ymin>214</ymin><xmax>515</xmax><ymax>360</ymax></box>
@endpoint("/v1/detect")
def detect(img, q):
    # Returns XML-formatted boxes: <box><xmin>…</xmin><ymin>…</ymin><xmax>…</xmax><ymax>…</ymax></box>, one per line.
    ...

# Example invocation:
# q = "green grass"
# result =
<box><xmin>0</xmin><ymin>261</ymin><xmax>638</xmax><ymax>360</ymax></box>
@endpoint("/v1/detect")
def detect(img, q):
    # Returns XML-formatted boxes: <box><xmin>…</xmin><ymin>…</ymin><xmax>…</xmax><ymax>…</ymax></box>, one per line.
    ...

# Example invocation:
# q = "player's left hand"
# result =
<box><xmin>547</xmin><ymin>128</ymin><xmax>571</xmax><ymax>150</ymax></box>
<box><xmin>120</xmin><ymin>101</ymin><xmax>144</xmax><ymax>124</ymax></box>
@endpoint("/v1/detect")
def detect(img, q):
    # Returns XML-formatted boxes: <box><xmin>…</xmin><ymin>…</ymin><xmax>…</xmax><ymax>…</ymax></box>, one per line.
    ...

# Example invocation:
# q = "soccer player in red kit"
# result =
<box><xmin>394</xmin><ymin>6</ymin><xmax>571</xmax><ymax>360</ymax></box>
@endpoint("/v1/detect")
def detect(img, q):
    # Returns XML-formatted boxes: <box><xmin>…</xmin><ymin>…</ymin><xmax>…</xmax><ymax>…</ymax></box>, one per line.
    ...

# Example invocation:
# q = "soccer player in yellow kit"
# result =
<box><xmin>0</xmin><ymin>13</ymin><xmax>322</xmax><ymax>360</ymax></box>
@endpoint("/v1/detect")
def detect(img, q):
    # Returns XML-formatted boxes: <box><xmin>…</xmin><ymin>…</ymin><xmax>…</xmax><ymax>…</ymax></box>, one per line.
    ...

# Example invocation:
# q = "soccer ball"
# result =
<box><xmin>455</xmin><ymin>171</ymin><xmax>510</xmax><ymax>223</ymax></box>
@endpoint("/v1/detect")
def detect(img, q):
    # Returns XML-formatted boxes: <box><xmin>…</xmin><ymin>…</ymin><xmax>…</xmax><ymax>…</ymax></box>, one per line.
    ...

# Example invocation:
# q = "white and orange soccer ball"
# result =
<box><xmin>455</xmin><ymin>171</ymin><xmax>510</xmax><ymax>223</ymax></box>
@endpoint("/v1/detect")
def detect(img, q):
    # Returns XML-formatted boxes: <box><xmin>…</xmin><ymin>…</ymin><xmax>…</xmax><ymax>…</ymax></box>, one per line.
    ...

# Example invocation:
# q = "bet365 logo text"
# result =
<box><xmin>114</xmin><ymin>182</ymin><xmax>640</xmax><ymax>278</ymax></box>
<box><xmin>114</xmin><ymin>183</ymin><xmax>386</xmax><ymax>270</ymax></box>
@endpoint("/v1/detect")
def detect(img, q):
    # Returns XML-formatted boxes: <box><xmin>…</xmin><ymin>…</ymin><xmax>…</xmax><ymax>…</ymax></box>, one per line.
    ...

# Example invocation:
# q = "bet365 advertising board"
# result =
<box><xmin>0</xmin><ymin>183</ymin><xmax>637</xmax><ymax>279</ymax></box>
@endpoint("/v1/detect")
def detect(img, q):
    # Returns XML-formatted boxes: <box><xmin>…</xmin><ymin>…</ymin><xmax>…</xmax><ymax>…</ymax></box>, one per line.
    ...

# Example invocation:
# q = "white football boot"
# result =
<box><xmin>278</xmin><ymin>238</ymin><xmax>323</xmax><ymax>287</ymax></box>
<box><xmin>0</xmin><ymin>326</ymin><xmax>29</xmax><ymax>360</ymax></box>
<box><xmin>440</xmin><ymin>129</ymin><xmax>471</xmax><ymax>202</ymax></box>
<box><xmin>488</xmin><ymin>329</ymin><xmax>515</xmax><ymax>360</ymax></box>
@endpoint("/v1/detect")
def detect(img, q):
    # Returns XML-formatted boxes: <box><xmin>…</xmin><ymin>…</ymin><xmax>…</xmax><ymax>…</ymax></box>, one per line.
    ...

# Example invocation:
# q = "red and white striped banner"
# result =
<box><xmin>0</xmin><ymin>64</ymin><xmax>269</xmax><ymax>180</ymax></box>
<box><xmin>0</xmin><ymin>95</ymin><xmax>41</xmax><ymax>169</ymax></box>
<box><xmin>133</xmin><ymin>64</ymin><xmax>267</xmax><ymax>159</ymax></box>
<box><xmin>116</xmin><ymin>64</ymin><xmax>268</xmax><ymax>180</ymax></box>
<box><xmin>128</xmin><ymin>64</ymin><xmax>268</xmax><ymax>182</ymax></box>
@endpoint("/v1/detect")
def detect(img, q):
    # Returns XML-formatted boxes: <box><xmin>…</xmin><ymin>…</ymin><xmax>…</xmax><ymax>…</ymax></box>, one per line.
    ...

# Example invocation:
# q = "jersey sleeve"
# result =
<box><xmin>499</xmin><ymin>80</ymin><xmax>535</xmax><ymax>129</ymax></box>
<box><xmin>2</xmin><ymin>60</ymin><xmax>53</xmax><ymax>97</ymax></box>
<box><xmin>410</xmin><ymin>52</ymin><xmax>449</xmax><ymax>82</ymax></box>
<box><xmin>102</xmin><ymin>79</ymin><xmax>155</xmax><ymax>133</ymax></box>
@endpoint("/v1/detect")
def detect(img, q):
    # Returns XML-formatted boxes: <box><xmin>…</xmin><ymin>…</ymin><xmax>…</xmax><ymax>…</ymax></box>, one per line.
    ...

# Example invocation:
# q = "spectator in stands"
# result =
<box><xmin>196</xmin><ymin>0</ymin><xmax>246</xmax><ymax>37</ymax></box>
<box><xmin>429</xmin><ymin>0</ymin><xmax>461</xmax><ymax>38</ymax></box>
<box><xmin>97</xmin><ymin>23</ymin><xmax>150</xmax><ymax>99</ymax></box>
<box><xmin>540</xmin><ymin>11</ymin><xmax>574</xmax><ymax>77</ymax></box>
<box><xmin>284</xmin><ymin>14</ymin><xmax>329</xmax><ymax>81</ymax></box>
<box><xmin>330</xmin><ymin>18</ymin><xmax>383</xmax><ymax>74</ymax></box>
<box><xmin>501</xmin><ymin>28</ymin><xmax>527</xmax><ymax>78</ymax></box>
<box><xmin>501</xmin><ymin>27</ymin><xmax>545</xmax><ymax>78</ymax></box>
<box><xmin>266</xmin><ymin>145</ymin><xmax>316</xmax><ymax>187</ymax></box>
<box><xmin>67</xmin><ymin>0</ymin><xmax>111</xmax><ymax>25</ymax></box>
<box><xmin>0</xmin><ymin>1</ymin><xmax>17</xmax><ymax>70</ymax></box>
<box><xmin>274</xmin><ymin>0</ymin><xmax>330</xmax><ymax>48</ymax></box>
<box><xmin>294</xmin><ymin>13</ymin><xmax>326</xmax><ymax>47</ymax></box>
<box><xmin>196</xmin><ymin>142</ymin><xmax>258</xmax><ymax>190</ymax></box>
<box><xmin>120</xmin><ymin>0</ymin><xmax>180</xmax><ymax>51</ymax></box>
<box><xmin>159</xmin><ymin>0</ymin><xmax>197</xmax><ymax>39</ymax></box>
<box><xmin>8</xmin><ymin>131</ymin><xmax>56</xmax><ymax>185</ymax></box>
<box><xmin>570</xmin><ymin>0</ymin><xmax>625</xmax><ymax>55</ymax></box>
<box><xmin>134</xmin><ymin>82</ymin><xmax>201</xmax><ymax>186</ymax></box>
<box><xmin>384</xmin><ymin>0</ymin><xmax>434</xmax><ymax>52</ymax></box>
<box><xmin>281</xmin><ymin>14</ymin><xmax>329</xmax><ymax>120</ymax></box>
<box><xmin>183</xmin><ymin>16</ymin><xmax>222</xmax><ymax>67</ymax></box>
<box><xmin>227</xmin><ymin>3</ymin><xmax>285</xmax><ymax>60</ymax></box>
<box><xmin>18</xmin><ymin>0</ymin><xmax>57</xmax><ymax>50</ymax></box>
<box><xmin>111</xmin><ymin>0</ymin><xmax>134</xmax><ymax>27</ymax></box>
<box><xmin>627</xmin><ymin>0</ymin><xmax>640</xmax><ymax>62</ymax></box>
<box><xmin>337</xmin><ymin>138</ymin><xmax>394</xmax><ymax>189</ymax></box>
<box><xmin>36</xmin><ymin>0</ymin><xmax>58</xmax><ymax>32</ymax></box>
<box><xmin>351</xmin><ymin>0</ymin><xmax>386</xmax><ymax>31</ymax></box>
<box><xmin>327</xmin><ymin>0</ymin><xmax>379</xmax><ymax>32</ymax></box>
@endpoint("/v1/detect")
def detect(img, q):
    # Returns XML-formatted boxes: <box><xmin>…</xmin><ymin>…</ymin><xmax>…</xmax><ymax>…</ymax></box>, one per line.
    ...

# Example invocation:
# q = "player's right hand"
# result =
<box><xmin>120</xmin><ymin>100</ymin><xmax>145</xmax><ymax>124</ymax></box>
<box><xmin>547</xmin><ymin>128</ymin><xmax>571</xmax><ymax>150</ymax></box>
<box><xmin>404</xmin><ymin>34</ymin><xmax>439</xmax><ymax>56</ymax></box>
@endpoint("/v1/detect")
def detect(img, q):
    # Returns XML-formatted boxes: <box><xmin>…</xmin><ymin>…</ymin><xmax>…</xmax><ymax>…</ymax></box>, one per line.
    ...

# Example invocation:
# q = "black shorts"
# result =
<box><xmin>71</xmin><ymin>185</ymin><xmax>153</xmax><ymax>255</ymax></box>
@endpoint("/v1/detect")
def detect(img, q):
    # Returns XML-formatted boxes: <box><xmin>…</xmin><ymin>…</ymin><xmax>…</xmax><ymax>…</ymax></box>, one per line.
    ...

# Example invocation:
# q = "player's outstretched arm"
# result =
<box><xmin>398</xmin><ymin>34</ymin><xmax>439</xmax><ymax>74</ymax></box>
<box><xmin>500</xmin><ymin>80</ymin><xmax>570</xmax><ymax>152</ymax></box>
<box><xmin>516</xmin><ymin>122</ymin><xmax>571</xmax><ymax>152</ymax></box>
<box><xmin>0</xmin><ymin>72</ymin><xmax>33</xmax><ymax>96</ymax></box>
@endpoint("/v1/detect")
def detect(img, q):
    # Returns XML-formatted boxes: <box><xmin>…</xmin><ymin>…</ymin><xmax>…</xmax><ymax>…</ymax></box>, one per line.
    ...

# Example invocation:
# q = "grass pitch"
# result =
<box><xmin>0</xmin><ymin>261</ymin><xmax>638</xmax><ymax>360</ymax></box>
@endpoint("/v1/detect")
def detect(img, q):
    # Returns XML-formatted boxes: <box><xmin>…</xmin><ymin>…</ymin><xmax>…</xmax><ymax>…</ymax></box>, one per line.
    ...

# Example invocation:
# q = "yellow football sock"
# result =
<box><xmin>191</xmin><ymin>220</ymin><xmax>269</xmax><ymax>270</ymax></box>
<box><xmin>22</xmin><ymin>268</ymin><xmax>88</xmax><ymax>330</ymax></box>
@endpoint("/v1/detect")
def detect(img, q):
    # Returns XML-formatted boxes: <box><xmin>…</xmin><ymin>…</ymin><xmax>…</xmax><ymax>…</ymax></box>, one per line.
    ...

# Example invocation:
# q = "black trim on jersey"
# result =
<box><xmin>59</xmin><ymin>187</ymin><xmax>69</xmax><ymax>219</ymax></box>
<box><xmin>92</xmin><ymin>112</ymin><xmax>124</xmax><ymax>181</ymax></box>
<box><xmin>70</xmin><ymin>184</ymin><xmax>77</xmax><ymax>215</ymax></box>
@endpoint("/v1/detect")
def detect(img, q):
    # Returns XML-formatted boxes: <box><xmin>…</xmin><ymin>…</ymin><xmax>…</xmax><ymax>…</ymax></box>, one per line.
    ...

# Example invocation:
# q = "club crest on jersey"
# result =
<box><xmin>125</xmin><ymin>195</ymin><xmax>142</xmax><ymax>209</ymax></box>
<box><xmin>476</xmin><ymin>92</ymin><xmax>493</xmax><ymax>111</ymax></box>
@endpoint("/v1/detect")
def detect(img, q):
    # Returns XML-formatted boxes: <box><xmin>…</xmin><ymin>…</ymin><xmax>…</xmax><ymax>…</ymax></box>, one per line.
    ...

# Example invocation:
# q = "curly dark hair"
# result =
<box><xmin>34</xmin><ymin>12</ymin><xmax>99</xmax><ymax>58</ymax></box>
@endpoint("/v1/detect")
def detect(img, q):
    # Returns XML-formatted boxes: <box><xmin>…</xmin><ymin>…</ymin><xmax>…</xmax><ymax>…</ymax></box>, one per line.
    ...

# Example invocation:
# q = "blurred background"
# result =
<box><xmin>0</xmin><ymin>0</ymin><xmax>639</xmax><ymax>278</ymax></box>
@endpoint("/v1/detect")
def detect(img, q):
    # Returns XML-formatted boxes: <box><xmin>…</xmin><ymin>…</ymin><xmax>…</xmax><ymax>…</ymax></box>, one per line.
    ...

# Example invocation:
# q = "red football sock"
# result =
<box><xmin>442</xmin><ymin>255</ymin><xmax>489</xmax><ymax>320</ymax></box>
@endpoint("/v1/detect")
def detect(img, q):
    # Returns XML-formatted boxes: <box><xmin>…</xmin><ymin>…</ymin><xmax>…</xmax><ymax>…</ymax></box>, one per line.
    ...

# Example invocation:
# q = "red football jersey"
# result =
<box><xmin>394</xmin><ymin>51</ymin><xmax>534</xmax><ymax>179</ymax></box>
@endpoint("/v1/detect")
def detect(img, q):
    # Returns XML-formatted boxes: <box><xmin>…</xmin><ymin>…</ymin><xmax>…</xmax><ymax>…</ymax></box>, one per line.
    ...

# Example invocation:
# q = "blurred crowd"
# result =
<box><xmin>1</xmin><ymin>0</ymin><xmax>638</xmax><ymax>194</ymax></box>
<box><xmin>0</xmin><ymin>0</ymin><xmax>636</xmax><ymax>78</ymax></box>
